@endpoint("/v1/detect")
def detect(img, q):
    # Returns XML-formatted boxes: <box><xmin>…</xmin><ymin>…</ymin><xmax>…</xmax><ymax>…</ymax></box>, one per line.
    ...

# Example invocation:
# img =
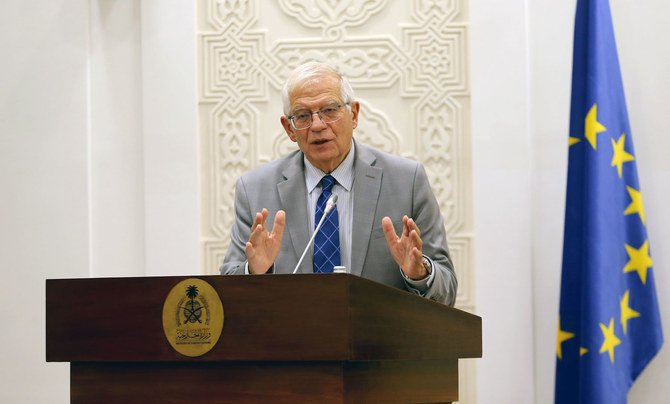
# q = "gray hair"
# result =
<box><xmin>281</xmin><ymin>61</ymin><xmax>355</xmax><ymax>115</ymax></box>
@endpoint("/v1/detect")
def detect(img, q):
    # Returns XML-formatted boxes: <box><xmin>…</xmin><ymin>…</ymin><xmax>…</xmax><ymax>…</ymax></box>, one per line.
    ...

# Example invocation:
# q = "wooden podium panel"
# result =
<box><xmin>71</xmin><ymin>360</ymin><xmax>458</xmax><ymax>403</ymax></box>
<box><xmin>47</xmin><ymin>274</ymin><xmax>481</xmax><ymax>403</ymax></box>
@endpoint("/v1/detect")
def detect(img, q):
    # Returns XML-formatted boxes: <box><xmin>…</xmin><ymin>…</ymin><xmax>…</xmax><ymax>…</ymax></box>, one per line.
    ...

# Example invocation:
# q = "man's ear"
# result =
<box><xmin>350</xmin><ymin>101</ymin><xmax>361</xmax><ymax>129</ymax></box>
<box><xmin>280</xmin><ymin>116</ymin><xmax>297</xmax><ymax>142</ymax></box>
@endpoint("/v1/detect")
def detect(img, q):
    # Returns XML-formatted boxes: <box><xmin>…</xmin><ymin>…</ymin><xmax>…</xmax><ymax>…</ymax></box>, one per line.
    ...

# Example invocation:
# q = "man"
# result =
<box><xmin>220</xmin><ymin>62</ymin><xmax>457</xmax><ymax>306</ymax></box>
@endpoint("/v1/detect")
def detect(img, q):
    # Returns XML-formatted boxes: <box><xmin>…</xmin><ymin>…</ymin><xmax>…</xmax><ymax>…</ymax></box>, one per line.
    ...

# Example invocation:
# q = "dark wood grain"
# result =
<box><xmin>47</xmin><ymin>274</ymin><xmax>481</xmax><ymax>362</ymax></box>
<box><xmin>47</xmin><ymin>274</ymin><xmax>480</xmax><ymax>402</ymax></box>
<box><xmin>71</xmin><ymin>360</ymin><xmax>457</xmax><ymax>403</ymax></box>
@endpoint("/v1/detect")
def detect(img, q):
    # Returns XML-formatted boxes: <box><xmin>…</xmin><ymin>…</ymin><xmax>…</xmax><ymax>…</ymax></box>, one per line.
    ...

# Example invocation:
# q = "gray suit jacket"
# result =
<box><xmin>220</xmin><ymin>140</ymin><xmax>457</xmax><ymax>305</ymax></box>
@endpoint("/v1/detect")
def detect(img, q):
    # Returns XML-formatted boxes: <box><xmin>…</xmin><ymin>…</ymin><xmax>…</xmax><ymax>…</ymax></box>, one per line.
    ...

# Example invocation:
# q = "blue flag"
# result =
<box><xmin>555</xmin><ymin>0</ymin><xmax>663</xmax><ymax>403</ymax></box>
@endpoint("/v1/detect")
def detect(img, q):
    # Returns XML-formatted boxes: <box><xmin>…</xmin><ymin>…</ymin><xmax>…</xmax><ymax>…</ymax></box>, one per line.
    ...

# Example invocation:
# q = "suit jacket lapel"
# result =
<box><xmin>351</xmin><ymin>142</ymin><xmax>382</xmax><ymax>276</ymax></box>
<box><xmin>277</xmin><ymin>153</ymin><xmax>311</xmax><ymax>274</ymax></box>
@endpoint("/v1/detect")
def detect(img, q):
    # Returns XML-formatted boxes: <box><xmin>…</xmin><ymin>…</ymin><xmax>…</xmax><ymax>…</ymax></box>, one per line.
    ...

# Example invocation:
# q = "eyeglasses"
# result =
<box><xmin>287</xmin><ymin>102</ymin><xmax>349</xmax><ymax>130</ymax></box>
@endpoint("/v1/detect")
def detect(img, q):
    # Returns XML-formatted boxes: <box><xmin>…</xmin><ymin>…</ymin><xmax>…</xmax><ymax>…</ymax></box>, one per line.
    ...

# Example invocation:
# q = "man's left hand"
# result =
<box><xmin>381</xmin><ymin>215</ymin><xmax>429</xmax><ymax>280</ymax></box>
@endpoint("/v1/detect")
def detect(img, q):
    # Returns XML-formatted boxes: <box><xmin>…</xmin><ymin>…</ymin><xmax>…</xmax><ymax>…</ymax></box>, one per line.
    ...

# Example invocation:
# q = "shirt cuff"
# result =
<box><xmin>400</xmin><ymin>255</ymin><xmax>435</xmax><ymax>296</ymax></box>
<box><xmin>245</xmin><ymin>261</ymin><xmax>273</xmax><ymax>274</ymax></box>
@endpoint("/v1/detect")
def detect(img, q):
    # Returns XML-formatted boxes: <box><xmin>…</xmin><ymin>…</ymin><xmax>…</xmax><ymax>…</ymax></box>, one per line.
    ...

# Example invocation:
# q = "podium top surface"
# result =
<box><xmin>46</xmin><ymin>274</ymin><xmax>481</xmax><ymax>363</ymax></box>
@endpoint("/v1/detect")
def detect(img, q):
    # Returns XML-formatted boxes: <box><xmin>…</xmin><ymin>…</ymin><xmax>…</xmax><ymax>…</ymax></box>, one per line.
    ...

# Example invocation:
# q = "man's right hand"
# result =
<box><xmin>245</xmin><ymin>208</ymin><xmax>286</xmax><ymax>274</ymax></box>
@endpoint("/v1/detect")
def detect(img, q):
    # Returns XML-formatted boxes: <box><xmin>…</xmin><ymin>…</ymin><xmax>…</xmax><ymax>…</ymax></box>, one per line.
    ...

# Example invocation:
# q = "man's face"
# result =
<box><xmin>281</xmin><ymin>75</ymin><xmax>360</xmax><ymax>173</ymax></box>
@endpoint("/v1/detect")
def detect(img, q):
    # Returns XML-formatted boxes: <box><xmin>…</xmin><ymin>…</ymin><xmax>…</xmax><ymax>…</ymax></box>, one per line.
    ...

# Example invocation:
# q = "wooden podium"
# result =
<box><xmin>46</xmin><ymin>274</ymin><xmax>481</xmax><ymax>403</ymax></box>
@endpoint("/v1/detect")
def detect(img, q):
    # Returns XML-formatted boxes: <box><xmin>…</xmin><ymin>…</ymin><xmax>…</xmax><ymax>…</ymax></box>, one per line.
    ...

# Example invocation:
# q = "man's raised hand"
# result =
<box><xmin>245</xmin><ymin>209</ymin><xmax>286</xmax><ymax>274</ymax></box>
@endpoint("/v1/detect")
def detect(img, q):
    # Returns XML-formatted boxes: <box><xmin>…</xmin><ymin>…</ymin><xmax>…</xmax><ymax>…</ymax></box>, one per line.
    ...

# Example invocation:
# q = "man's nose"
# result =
<box><xmin>310</xmin><ymin>112</ymin><xmax>327</xmax><ymax>130</ymax></box>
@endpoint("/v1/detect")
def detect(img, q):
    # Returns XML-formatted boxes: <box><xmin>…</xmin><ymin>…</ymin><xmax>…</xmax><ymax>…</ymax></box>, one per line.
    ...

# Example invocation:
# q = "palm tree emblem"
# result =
<box><xmin>182</xmin><ymin>285</ymin><xmax>203</xmax><ymax>324</ymax></box>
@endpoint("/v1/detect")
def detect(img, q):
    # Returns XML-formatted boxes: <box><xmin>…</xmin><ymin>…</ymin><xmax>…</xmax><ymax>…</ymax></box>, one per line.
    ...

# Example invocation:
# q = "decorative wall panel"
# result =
<box><xmin>198</xmin><ymin>0</ymin><xmax>473</xmax><ymax>311</ymax></box>
<box><xmin>198</xmin><ymin>0</ymin><xmax>474</xmax><ymax>400</ymax></box>
<box><xmin>198</xmin><ymin>0</ymin><xmax>474</xmax><ymax>309</ymax></box>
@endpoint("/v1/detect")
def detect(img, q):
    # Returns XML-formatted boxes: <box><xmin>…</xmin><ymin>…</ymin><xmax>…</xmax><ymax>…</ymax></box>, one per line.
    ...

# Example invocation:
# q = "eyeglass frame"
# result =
<box><xmin>286</xmin><ymin>102</ymin><xmax>351</xmax><ymax>130</ymax></box>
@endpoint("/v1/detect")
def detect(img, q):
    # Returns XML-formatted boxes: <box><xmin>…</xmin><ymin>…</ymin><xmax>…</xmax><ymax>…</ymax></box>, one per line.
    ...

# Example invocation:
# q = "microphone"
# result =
<box><xmin>292</xmin><ymin>194</ymin><xmax>338</xmax><ymax>274</ymax></box>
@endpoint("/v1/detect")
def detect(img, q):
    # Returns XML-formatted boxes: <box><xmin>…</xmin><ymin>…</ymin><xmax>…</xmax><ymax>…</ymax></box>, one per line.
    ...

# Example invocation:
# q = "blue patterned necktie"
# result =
<box><xmin>313</xmin><ymin>175</ymin><xmax>340</xmax><ymax>273</ymax></box>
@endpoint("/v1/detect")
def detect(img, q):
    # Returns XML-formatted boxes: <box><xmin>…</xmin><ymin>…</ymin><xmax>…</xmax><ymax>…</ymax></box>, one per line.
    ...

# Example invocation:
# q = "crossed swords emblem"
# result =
<box><xmin>180</xmin><ymin>300</ymin><xmax>203</xmax><ymax>323</ymax></box>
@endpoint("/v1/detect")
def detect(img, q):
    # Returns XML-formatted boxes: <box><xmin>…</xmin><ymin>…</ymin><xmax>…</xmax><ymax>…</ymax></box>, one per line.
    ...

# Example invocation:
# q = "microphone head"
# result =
<box><xmin>325</xmin><ymin>194</ymin><xmax>338</xmax><ymax>212</ymax></box>
<box><xmin>329</xmin><ymin>194</ymin><xmax>338</xmax><ymax>205</ymax></box>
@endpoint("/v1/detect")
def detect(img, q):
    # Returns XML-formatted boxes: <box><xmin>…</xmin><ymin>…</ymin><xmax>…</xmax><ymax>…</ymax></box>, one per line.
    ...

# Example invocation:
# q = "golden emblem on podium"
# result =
<box><xmin>162</xmin><ymin>278</ymin><xmax>224</xmax><ymax>357</ymax></box>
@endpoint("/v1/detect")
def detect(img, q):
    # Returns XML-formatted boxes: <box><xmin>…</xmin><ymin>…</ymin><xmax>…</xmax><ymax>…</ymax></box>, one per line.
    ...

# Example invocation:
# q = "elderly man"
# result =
<box><xmin>220</xmin><ymin>61</ymin><xmax>457</xmax><ymax>306</ymax></box>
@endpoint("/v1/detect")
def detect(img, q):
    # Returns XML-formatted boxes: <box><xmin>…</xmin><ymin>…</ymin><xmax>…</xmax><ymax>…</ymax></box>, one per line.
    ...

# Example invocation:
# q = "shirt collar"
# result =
<box><xmin>304</xmin><ymin>140</ymin><xmax>355</xmax><ymax>193</ymax></box>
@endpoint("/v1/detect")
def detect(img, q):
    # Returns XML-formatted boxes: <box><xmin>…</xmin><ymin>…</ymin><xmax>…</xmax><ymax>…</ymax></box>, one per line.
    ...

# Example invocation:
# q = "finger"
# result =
<box><xmin>411</xmin><ymin>247</ymin><xmax>423</xmax><ymax>266</ymax></box>
<box><xmin>252</xmin><ymin>211</ymin><xmax>264</xmax><ymax>230</ymax></box>
<box><xmin>409</xmin><ymin>229</ymin><xmax>423</xmax><ymax>252</ymax></box>
<box><xmin>381</xmin><ymin>216</ymin><xmax>398</xmax><ymax>245</ymax></box>
<box><xmin>245</xmin><ymin>241</ymin><xmax>255</xmax><ymax>258</ymax></box>
<box><xmin>406</xmin><ymin>218</ymin><xmax>421</xmax><ymax>238</ymax></box>
<box><xmin>248</xmin><ymin>222</ymin><xmax>264</xmax><ymax>243</ymax></box>
<box><xmin>399</xmin><ymin>246</ymin><xmax>426</xmax><ymax>280</ymax></box>
<box><xmin>402</xmin><ymin>215</ymin><xmax>410</xmax><ymax>237</ymax></box>
<box><xmin>245</xmin><ymin>242</ymin><xmax>265</xmax><ymax>274</ymax></box>
<box><xmin>260</xmin><ymin>208</ymin><xmax>269</xmax><ymax>226</ymax></box>
<box><xmin>272</xmin><ymin>210</ymin><xmax>286</xmax><ymax>242</ymax></box>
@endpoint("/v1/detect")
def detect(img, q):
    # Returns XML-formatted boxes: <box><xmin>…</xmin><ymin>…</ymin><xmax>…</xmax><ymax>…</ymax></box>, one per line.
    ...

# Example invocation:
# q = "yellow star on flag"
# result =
<box><xmin>569</xmin><ymin>136</ymin><xmax>581</xmax><ymax>146</ymax></box>
<box><xmin>557</xmin><ymin>318</ymin><xmax>575</xmax><ymax>360</ymax></box>
<box><xmin>623</xmin><ymin>240</ymin><xmax>653</xmax><ymax>284</ymax></box>
<box><xmin>599</xmin><ymin>318</ymin><xmax>621</xmax><ymax>363</ymax></box>
<box><xmin>585</xmin><ymin>104</ymin><xmax>607</xmax><ymax>149</ymax></box>
<box><xmin>624</xmin><ymin>186</ymin><xmax>646</xmax><ymax>224</ymax></box>
<box><xmin>611</xmin><ymin>134</ymin><xmax>635</xmax><ymax>178</ymax></box>
<box><xmin>580</xmin><ymin>347</ymin><xmax>589</xmax><ymax>356</ymax></box>
<box><xmin>620</xmin><ymin>290</ymin><xmax>641</xmax><ymax>335</ymax></box>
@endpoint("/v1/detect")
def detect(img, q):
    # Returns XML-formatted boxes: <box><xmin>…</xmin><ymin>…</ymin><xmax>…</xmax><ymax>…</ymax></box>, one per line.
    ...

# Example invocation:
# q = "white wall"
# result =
<box><xmin>1</xmin><ymin>1</ymin><xmax>90</xmax><ymax>401</ymax></box>
<box><xmin>470</xmin><ymin>1</ymin><xmax>536</xmax><ymax>403</ymax></box>
<box><xmin>0</xmin><ymin>0</ymin><xmax>198</xmax><ymax>402</ymax></box>
<box><xmin>141</xmin><ymin>1</ymin><xmax>199</xmax><ymax>276</ymax></box>
<box><xmin>89</xmin><ymin>0</ymin><xmax>145</xmax><ymax>277</ymax></box>
<box><xmin>1</xmin><ymin>0</ymin><xmax>668</xmax><ymax>403</ymax></box>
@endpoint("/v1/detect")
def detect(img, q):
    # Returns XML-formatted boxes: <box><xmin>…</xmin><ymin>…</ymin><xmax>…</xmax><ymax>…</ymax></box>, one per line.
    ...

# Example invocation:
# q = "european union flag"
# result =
<box><xmin>555</xmin><ymin>0</ymin><xmax>663</xmax><ymax>403</ymax></box>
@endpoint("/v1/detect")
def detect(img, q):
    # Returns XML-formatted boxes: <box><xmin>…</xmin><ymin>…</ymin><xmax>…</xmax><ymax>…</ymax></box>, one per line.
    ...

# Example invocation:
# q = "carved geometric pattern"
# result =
<box><xmin>412</xmin><ymin>0</ymin><xmax>460</xmax><ymax>23</ymax></box>
<box><xmin>446</xmin><ymin>233</ymin><xmax>474</xmax><ymax>308</ymax></box>
<box><xmin>353</xmin><ymin>99</ymin><xmax>401</xmax><ymax>155</ymax></box>
<box><xmin>269</xmin><ymin>38</ymin><xmax>408</xmax><ymax>91</ymax></box>
<box><xmin>202</xmin><ymin>239</ymin><xmax>230</xmax><ymax>279</ymax></box>
<box><xmin>278</xmin><ymin>0</ymin><xmax>388</xmax><ymax>37</ymax></box>
<box><xmin>199</xmin><ymin>1</ymin><xmax>474</xmax><ymax>399</ymax></box>
<box><xmin>270</xmin><ymin>130</ymin><xmax>297</xmax><ymax>164</ymax></box>
<box><xmin>210</xmin><ymin>102</ymin><xmax>257</xmax><ymax>237</ymax></box>
<box><xmin>206</xmin><ymin>0</ymin><xmax>256</xmax><ymax>31</ymax></box>
<box><xmin>415</xmin><ymin>93</ymin><xmax>467</xmax><ymax>234</ymax></box>
<box><xmin>198</xmin><ymin>0</ymin><xmax>473</xmax><ymax>315</ymax></box>
<box><xmin>200</xmin><ymin>28</ymin><xmax>274</xmax><ymax>104</ymax></box>
<box><xmin>402</xmin><ymin>25</ymin><xmax>467</xmax><ymax>95</ymax></box>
